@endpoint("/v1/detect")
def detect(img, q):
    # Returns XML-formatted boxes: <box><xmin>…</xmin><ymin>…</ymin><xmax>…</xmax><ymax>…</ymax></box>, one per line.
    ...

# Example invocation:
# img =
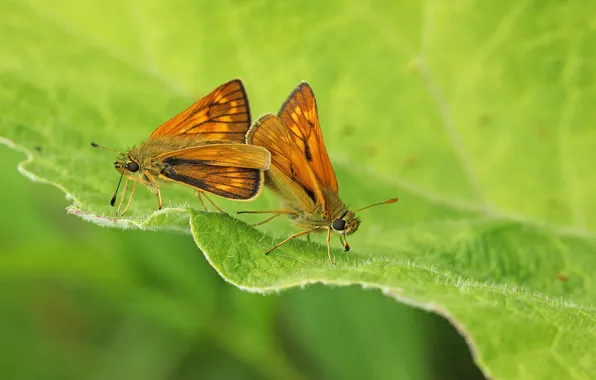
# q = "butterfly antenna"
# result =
<box><xmin>91</xmin><ymin>141</ymin><xmax>119</xmax><ymax>153</ymax></box>
<box><xmin>110</xmin><ymin>171</ymin><xmax>125</xmax><ymax>206</ymax></box>
<box><xmin>354</xmin><ymin>198</ymin><xmax>398</xmax><ymax>214</ymax></box>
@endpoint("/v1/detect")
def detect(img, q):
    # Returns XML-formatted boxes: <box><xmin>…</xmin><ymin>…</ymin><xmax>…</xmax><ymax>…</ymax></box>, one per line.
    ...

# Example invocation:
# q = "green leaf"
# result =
<box><xmin>2</xmin><ymin>1</ymin><xmax>596</xmax><ymax>378</ymax></box>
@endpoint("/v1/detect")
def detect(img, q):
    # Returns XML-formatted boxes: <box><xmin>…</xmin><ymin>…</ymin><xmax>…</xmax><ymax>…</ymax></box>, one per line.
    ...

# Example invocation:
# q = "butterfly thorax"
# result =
<box><xmin>291</xmin><ymin>210</ymin><xmax>330</xmax><ymax>230</ymax></box>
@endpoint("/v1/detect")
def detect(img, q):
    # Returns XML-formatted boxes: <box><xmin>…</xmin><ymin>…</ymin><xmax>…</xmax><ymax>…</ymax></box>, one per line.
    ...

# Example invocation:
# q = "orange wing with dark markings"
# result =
<box><xmin>164</xmin><ymin>165</ymin><xmax>263</xmax><ymax>200</ymax></box>
<box><xmin>278</xmin><ymin>82</ymin><xmax>338</xmax><ymax>193</ymax></box>
<box><xmin>149</xmin><ymin>79</ymin><xmax>251</xmax><ymax>142</ymax></box>
<box><xmin>246</xmin><ymin>113</ymin><xmax>324</xmax><ymax>211</ymax></box>
<box><xmin>157</xmin><ymin>144</ymin><xmax>270</xmax><ymax>200</ymax></box>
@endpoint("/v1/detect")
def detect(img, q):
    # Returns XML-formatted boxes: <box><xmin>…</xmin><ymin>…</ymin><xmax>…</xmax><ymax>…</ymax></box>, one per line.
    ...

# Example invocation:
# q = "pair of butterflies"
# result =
<box><xmin>93</xmin><ymin>80</ymin><xmax>397</xmax><ymax>264</ymax></box>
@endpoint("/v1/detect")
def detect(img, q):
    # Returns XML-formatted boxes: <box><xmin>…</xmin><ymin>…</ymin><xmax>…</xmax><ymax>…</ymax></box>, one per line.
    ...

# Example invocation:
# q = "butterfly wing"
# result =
<box><xmin>246</xmin><ymin>114</ymin><xmax>324</xmax><ymax>212</ymax></box>
<box><xmin>149</xmin><ymin>79</ymin><xmax>250</xmax><ymax>142</ymax></box>
<box><xmin>278</xmin><ymin>82</ymin><xmax>339</xmax><ymax>193</ymax></box>
<box><xmin>157</xmin><ymin>144</ymin><xmax>270</xmax><ymax>200</ymax></box>
<box><xmin>156</xmin><ymin>143</ymin><xmax>270</xmax><ymax>170</ymax></box>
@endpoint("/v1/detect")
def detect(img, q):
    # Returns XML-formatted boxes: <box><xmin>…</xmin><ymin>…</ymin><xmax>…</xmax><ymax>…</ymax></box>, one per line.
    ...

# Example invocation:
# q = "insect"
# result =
<box><xmin>92</xmin><ymin>79</ymin><xmax>271</xmax><ymax>216</ymax></box>
<box><xmin>239</xmin><ymin>82</ymin><xmax>397</xmax><ymax>264</ymax></box>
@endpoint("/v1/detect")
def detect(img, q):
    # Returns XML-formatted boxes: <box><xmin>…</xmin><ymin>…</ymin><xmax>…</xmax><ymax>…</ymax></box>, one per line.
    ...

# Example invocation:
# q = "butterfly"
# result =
<box><xmin>239</xmin><ymin>82</ymin><xmax>397</xmax><ymax>264</ymax></box>
<box><xmin>92</xmin><ymin>79</ymin><xmax>270</xmax><ymax>216</ymax></box>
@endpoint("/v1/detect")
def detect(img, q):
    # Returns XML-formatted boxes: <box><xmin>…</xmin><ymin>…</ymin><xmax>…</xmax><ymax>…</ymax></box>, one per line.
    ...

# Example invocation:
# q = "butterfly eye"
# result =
<box><xmin>126</xmin><ymin>161</ymin><xmax>140</xmax><ymax>172</ymax></box>
<box><xmin>332</xmin><ymin>218</ymin><xmax>346</xmax><ymax>231</ymax></box>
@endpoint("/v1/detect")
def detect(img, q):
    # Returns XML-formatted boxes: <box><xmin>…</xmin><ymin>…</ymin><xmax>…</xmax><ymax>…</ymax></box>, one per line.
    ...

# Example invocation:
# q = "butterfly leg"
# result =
<box><xmin>115</xmin><ymin>178</ymin><xmax>129</xmax><ymax>216</ymax></box>
<box><xmin>155</xmin><ymin>186</ymin><xmax>163</xmax><ymax>210</ymax></box>
<box><xmin>237</xmin><ymin>210</ymin><xmax>295</xmax><ymax>226</ymax></box>
<box><xmin>251</xmin><ymin>213</ymin><xmax>280</xmax><ymax>227</ymax></box>
<box><xmin>195</xmin><ymin>190</ymin><xmax>208</xmax><ymax>211</ymax></box>
<box><xmin>144</xmin><ymin>172</ymin><xmax>162</xmax><ymax>210</ymax></box>
<box><xmin>265</xmin><ymin>227</ymin><xmax>318</xmax><ymax>256</ymax></box>
<box><xmin>326</xmin><ymin>228</ymin><xmax>335</xmax><ymax>265</ymax></box>
<box><xmin>120</xmin><ymin>180</ymin><xmax>137</xmax><ymax>216</ymax></box>
<box><xmin>237</xmin><ymin>210</ymin><xmax>296</xmax><ymax>215</ymax></box>
<box><xmin>203</xmin><ymin>193</ymin><xmax>226</xmax><ymax>214</ymax></box>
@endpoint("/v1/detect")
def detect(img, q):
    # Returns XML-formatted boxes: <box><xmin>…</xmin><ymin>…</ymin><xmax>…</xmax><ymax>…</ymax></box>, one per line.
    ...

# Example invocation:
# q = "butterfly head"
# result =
<box><xmin>330</xmin><ymin>198</ymin><xmax>398</xmax><ymax>252</ymax></box>
<box><xmin>330</xmin><ymin>210</ymin><xmax>361</xmax><ymax>236</ymax></box>
<box><xmin>105</xmin><ymin>153</ymin><xmax>141</xmax><ymax>206</ymax></box>
<box><xmin>91</xmin><ymin>142</ymin><xmax>145</xmax><ymax>207</ymax></box>
<box><xmin>114</xmin><ymin>154</ymin><xmax>141</xmax><ymax>175</ymax></box>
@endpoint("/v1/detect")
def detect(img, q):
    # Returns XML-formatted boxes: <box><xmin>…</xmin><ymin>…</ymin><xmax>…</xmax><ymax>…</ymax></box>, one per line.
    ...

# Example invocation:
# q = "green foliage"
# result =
<box><xmin>2</xmin><ymin>1</ymin><xmax>596</xmax><ymax>379</ymax></box>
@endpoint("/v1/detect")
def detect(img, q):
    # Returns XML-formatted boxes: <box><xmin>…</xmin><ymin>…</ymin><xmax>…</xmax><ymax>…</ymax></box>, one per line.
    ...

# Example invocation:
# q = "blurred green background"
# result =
<box><xmin>1</xmin><ymin>147</ymin><xmax>483</xmax><ymax>380</ymax></box>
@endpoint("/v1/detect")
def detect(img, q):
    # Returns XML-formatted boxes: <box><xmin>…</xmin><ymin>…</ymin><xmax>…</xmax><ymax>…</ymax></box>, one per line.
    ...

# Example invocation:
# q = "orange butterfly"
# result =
<box><xmin>93</xmin><ymin>79</ymin><xmax>270</xmax><ymax>216</ymax></box>
<box><xmin>240</xmin><ymin>82</ymin><xmax>397</xmax><ymax>264</ymax></box>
